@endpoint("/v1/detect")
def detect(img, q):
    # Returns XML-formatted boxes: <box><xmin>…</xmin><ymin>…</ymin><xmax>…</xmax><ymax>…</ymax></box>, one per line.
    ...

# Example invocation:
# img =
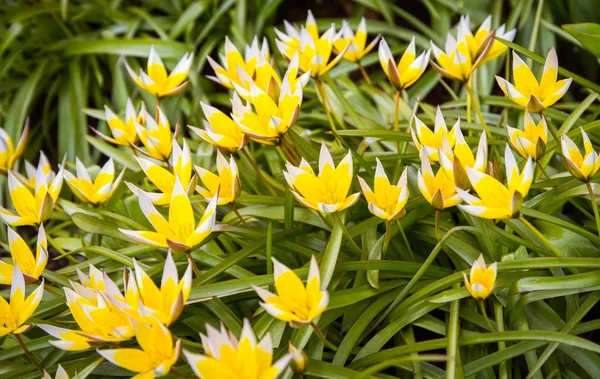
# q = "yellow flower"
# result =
<box><xmin>207</xmin><ymin>36</ymin><xmax>276</xmax><ymax>91</ymax></box>
<box><xmin>418</xmin><ymin>150</ymin><xmax>462</xmax><ymax>211</ymax></box>
<box><xmin>134</xmin><ymin>106</ymin><xmax>174</xmax><ymax>161</ymax></box>
<box><xmin>0</xmin><ymin>164</ymin><xmax>64</xmax><ymax>226</ymax></box>
<box><xmin>561</xmin><ymin>128</ymin><xmax>600</xmax><ymax>182</ymax></box>
<box><xmin>120</xmin><ymin>176</ymin><xmax>218</xmax><ymax>252</ymax></box>
<box><xmin>357</xmin><ymin>159</ymin><xmax>409</xmax><ymax>221</ymax></box>
<box><xmin>183</xmin><ymin>319</ymin><xmax>291</xmax><ymax>379</ymax></box>
<box><xmin>127</xmin><ymin>139</ymin><xmax>193</xmax><ymax>205</ymax></box>
<box><xmin>0</xmin><ymin>265</ymin><xmax>44</xmax><ymax>337</ymax></box>
<box><xmin>125</xmin><ymin>46</ymin><xmax>193</xmax><ymax>98</ymax></box>
<box><xmin>195</xmin><ymin>151</ymin><xmax>241</xmax><ymax>205</ymax></box>
<box><xmin>438</xmin><ymin>128</ymin><xmax>488</xmax><ymax>190</ymax></box>
<box><xmin>334</xmin><ymin>17</ymin><xmax>381</xmax><ymax>63</ymax></box>
<box><xmin>111</xmin><ymin>252</ymin><xmax>192</xmax><ymax>326</ymax></box>
<box><xmin>0</xmin><ymin>119</ymin><xmax>29</xmax><ymax>174</ymax></box>
<box><xmin>43</xmin><ymin>365</ymin><xmax>69</xmax><ymax>379</ymax></box>
<box><xmin>98</xmin><ymin>99</ymin><xmax>143</xmax><ymax>146</ymax></box>
<box><xmin>252</xmin><ymin>256</ymin><xmax>328</xmax><ymax>325</ymax></box>
<box><xmin>463</xmin><ymin>254</ymin><xmax>497</xmax><ymax>300</ymax></box>
<box><xmin>190</xmin><ymin>102</ymin><xmax>248</xmax><ymax>153</ymax></box>
<box><xmin>431</xmin><ymin>15</ymin><xmax>516</xmax><ymax>82</ymax></box>
<box><xmin>39</xmin><ymin>264</ymin><xmax>134</xmax><ymax>351</ymax></box>
<box><xmin>275</xmin><ymin>10</ymin><xmax>348</xmax><ymax>78</ymax></box>
<box><xmin>13</xmin><ymin>151</ymin><xmax>53</xmax><ymax>190</ymax></box>
<box><xmin>98</xmin><ymin>319</ymin><xmax>181</xmax><ymax>379</ymax></box>
<box><xmin>284</xmin><ymin>143</ymin><xmax>359</xmax><ymax>213</ymax></box>
<box><xmin>495</xmin><ymin>48</ymin><xmax>572</xmax><ymax>112</ymax></box>
<box><xmin>0</xmin><ymin>225</ymin><xmax>47</xmax><ymax>285</ymax></box>
<box><xmin>411</xmin><ymin>107</ymin><xmax>459</xmax><ymax>163</ymax></box>
<box><xmin>458</xmin><ymin>145</ymin><xmax>533</xmax><ymax>219</ymax></box>
<box><xmin>288</xmin><ymin>343</ymin><xmax>308</xmax><ymax>374</ymax></box>
<box><xmin>64</xmin><ymin>158</ymin><xmax>126</xmax><ymax>205</ymax></box>
<box><xmin>507</xmin><ymin>112</ymin><xmax>548</xmax><ymax>161</ymax></box>
<box><xmin>378</xmin><ymin>37</ymin><xmax>430</xmax><ymax>90</ymax></box>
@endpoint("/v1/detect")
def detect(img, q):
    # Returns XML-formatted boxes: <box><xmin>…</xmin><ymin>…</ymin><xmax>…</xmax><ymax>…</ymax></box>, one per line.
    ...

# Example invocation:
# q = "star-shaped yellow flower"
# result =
<box><xmin>357</xmin><ymin>159</ymin><xmax>409</xmax><ymax>221</ymax></box>
<box><xmin>195</xmin><ymin>151</ymin><xmax>241</xmax><ymax>205</ymax></box>
<box><xmin>411</xmin><ymin>107</ymin><xmax>459</xmax><ymax>163</ymax></box>
<box><xmin>0</xmin><ymin>265</ymin><xmax>44</xmax><ymax>337</ymax></box>
<box><xmin>0</xmin><ymin>225</ymin><xmax>47</xmax><ymax>285</ymax></box>
<box><xmin>334</xmin><ymin>17</ymin><xmax>381</xmax><ymax>63</ymax></box>
<box><xmin>463</xmin><ymin>254</ymin><xmax>497</xmax><ymax>300</ymax></box>
<box><xmin>507</xmin><ymin>112</ymin><xmax>548</xmax><ymax>161</ymax></box>
<box><xmin>417</xmin><ymin>150</ymin><xmax>462</xmax><ymax>211</ymax></box>
<box><xmin>64</xmin><ymin>158</ymin><xmax>125</xmax><ymax>205</ymax></box>
<box><xmin>0</xmin><ymin>119</ymin><xmax>29</xmax><ymax>174</ymax></box>
<box><xmin>379</xmin><ymin>36</ymin><xmax>430</xmax><ymax>90</ymax></box>
<box><xmin>561</xmin><ymin>128</ymin><xmax>600</xmax><ymax>182</ymax></box>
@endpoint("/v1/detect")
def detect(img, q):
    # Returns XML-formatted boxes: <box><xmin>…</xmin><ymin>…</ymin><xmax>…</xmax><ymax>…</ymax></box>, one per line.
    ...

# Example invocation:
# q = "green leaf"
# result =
<box><xmin>562</xmin><ymin>23</ymin><xmax>600</xmax><ymax>58</ymax></box>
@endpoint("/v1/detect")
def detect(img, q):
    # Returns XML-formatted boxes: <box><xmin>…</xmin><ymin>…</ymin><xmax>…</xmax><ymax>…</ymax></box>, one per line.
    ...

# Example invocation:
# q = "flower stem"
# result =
<box><xmin>435</xmin><ymin>210</ymin><xmax>441</xmax><ymax>241</ymax></box>
<box><xmin>382</xmin><ymin>221</ymin><xmax>392</xmax><ymax>257</ymax></box>
<box><xmin>230</xmin><ymin>203</ymin><xmax>250</xmax><ymax>229</ymax></box>
<box><xmin>240</xmin><ymin>148</ymin><xmax>278</xmax><ymax>196</ymax></box>
<box><xmin>171</xmin><ymin>368</ymin><xmax>196</xmax><ymax>379</ymax></box>
<box><xmin>309</xmin><ymin>321</ymin><xmax>338</xmax><ymax>351</ymax></box>
<box><xmin>585</xmin><ymin>181</ymin><xmax>600</xmax><ymax>236</ymax></box>
<box><xmin>315</xmin><ymin>79</ymin><xmax>336</xmax><ymax>131</ymax></box>
<box><xmin>539</xmin><ymin>111</ymin><xmax>561</xmax><ymax>144</ymax></box>
<box><xmin>536</xmin><ymin>160</ymin><xmax>550</xmax><ymax>180</ymax></box>
<box><xmin>331</xmin><ymin>212</ymin><xmax>362</xmax><ymax>258</ymax></box>
<box><xmin>15</xmin><ymin>334</ymin><xmax>43</xmax><ymax>373</ymax></box>
<box><xmin>155</xmin><ymin>96</ymin><xmax>160</xmax><ymax>122</ymax></box>
<box><xmin>357</xmin><ymin>61</ymin><xmax>371</xmax><ymax>83</ymax></box>
<box><xmin>478</xmin><ymin>300</ymin><xmax>496</xmax><ymax>332</ymax></box>
<box><xmin>186</xmin><ymin>252</ymin><xmax>201</xmax><ymax>278</ymax></box>
<box><xmin>464</xmin><ymin>81</ymin><xmax>491</xmax><ymax>139</ymax></box>
<box><xmin>517</xmin><ymin>215</ymin><xmax>563</xmax><ymax>257</ymax></box>
<box><xmin>396</xmin><ymin>220</ymin><xmax>415</xmax><ymax>261</ymax></box>
<box><xmin>394</xmin><ymin>91</ymin><xmax>401</xmax><ymax>153</ymax></box>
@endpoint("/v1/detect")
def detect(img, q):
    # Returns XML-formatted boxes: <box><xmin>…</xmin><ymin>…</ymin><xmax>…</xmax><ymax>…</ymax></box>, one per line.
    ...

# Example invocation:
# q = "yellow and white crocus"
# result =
<box><xmin>183</xmin><ymin>319</ymin><xmax>291</xmax><ymax>379</ymax></box>
<box><xmin>275</xmin><ymin>10</ymin><xmax>348</xmax><ymax>78</ymax></box>
<box><xmin>438</xmin><ymin>128</ymin><xmax>488</xmax><ymax>190</ymax></box>
<box><xmin>120</xmin><ymin>176</ymin><xmax>217</xmax><ymax>252</ymax></box>
<box><xmin>64</xmin><ymin>158</ymin><xmax>125</xmax><ymax>205</ymax></box>
<box><xmin>128</xmin><ymin>139</ymin><xmax>193</xmax><ymax>205</ymax></box>
<box><xmin>357</xmin><ymin>159</ymin><xmax>409</xmax><ymax>221</ymax></box>
<box><xmin>0</xmin><ymin>225</ymin><xmax>47</xmax><ymax>285</ymax></box>
<box><xmin>561</xmin><ymin>128</ymin><xmax>600</xmax><ymax>182</ymax></box>
<box><xmin>507</xmin><ymin>112</ymin><xmax>548</xmax><ymax>161</ymax></box>
<box><xmin>135</xmin><ymin>107</ymin><xmax>174</xmax><ymax>162</ymax></box>
<box><xmin>458</xmin><ymin>144</ymin><xmax>533</xmax><ymax>219</ymax></box>
<box><xmin>418</xmin><ymin>150</ymin><xmax>462</xmax><ymax>211</ymax></box>
<box><xmin>334</xmin><ymin>17</ymin><xmax>381</xmax><ymax>63</ymax></box>
<box><xmin>0</xmin><ymin>119</ymin><xmax>28</xmax><ymax>174</ymax></box>
<box><xmin>496</xmin><ymin>48</ymin><xmax>572</xmax><ymax>112</ymax></box>
<box><xmin>39</xmin><ymin>264</ymin><xmax>134</xmax><ymax>351</ymax></box>
<box><xmin>125</xmin><ymin>46</ymin><xmax>193</xmax><ymax>98</ymax></box>
<box><xmin>430</xmin><ymin>15</ymin><xmax>516</xmax><ymax>82</ymax></box>
<box><xmin>98</xmin><ymin>319</ymin><xmax>181</xmax><ymax>379</ymax></box>
<box><xmin>252</xmin><ymin>256</ymin><xmax>328</xmax><ymax>325</ymax></box>
<box><xmin>0</xmin><ymin>265</ymin><xmax>44</xmax><ymax>337</ymax></box>
<box><xmin>14</xmin><ymin>151</ymin><xmax>53</xmax><ymax>190</ymax></box>
<box><xmin>190</xmin><ymin>102</ymin><xmax>248</xmax><ymax>153</ymax></box>
<box><xmin>284</xmin><ymin>143</ymin><xmax>359</xmax><ymax>213</ymax></box>
<box><xmin>379</xmin><ymin>37</ymin><xmax>430</xmax><ymax>91</ymax></box>
<box><xmin>411</xmin><ymin>107</ymin><xmax>459</xmax><ymax>163</ymax></box>
<box><xmin>112</xmin><ymin>252</ymin><xmax>191</xmax><ymax>326</ymax></box>
<box><xmin>196</xmin><ymin>151</ymin><xmax>241</xmax><ymax>205</ymax></box>
<box><xmin>463</xmin><ymin>254</ymin><xmax>497</xmax><ymax>300</ymax></box>
<box><xmin>43</xmin><ymin>365</ymin><xmax>69</xmax><ymax>379</ymax></box>
<box><xmin>99</xmin><ymin>99</ymin><xmax>143</xmax><ymax>146</ymax></box>
<box><xmin>0</xmin><ymin>163</ymin><xmax>64</xmax><ymax>226</ymax></box>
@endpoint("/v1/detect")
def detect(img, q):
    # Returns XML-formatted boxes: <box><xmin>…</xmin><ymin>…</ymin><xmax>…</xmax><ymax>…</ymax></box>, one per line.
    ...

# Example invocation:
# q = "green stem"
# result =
<box><xmin>396</xmin><ymin>220</ymin><xmax>415</xmax><ymax>261</ymax></box>
<box><xmin>585</xmin><ymin>181</ymin><xmax>600</xmax><ymax>237</ymax></box>
<box><xmin>230</xmin><ymin>203</ymin><xmax>251</xmax><ymax>229</ymax></box>
<box><xmin>435</xmin><ymin>210</ymin><xmax>441</xmax><ymax>241</ymax></box>
<box><xmin>394</xmin><ymin>91</ymin><xmax>401</xmax><ymax>153</ymax></box>
<box><xmin>446</xmin><ymin>283</ymin><xmax>463</xmax><ymax>379</ymax></box>
<box><xmin>464</xmin><ymin>81</ymin><xmax>491</xmax><ymax>139</ymax></box>
<box><xmin>15</xmin><ymin>334</ymin><xmax>43</xmax><ymax>373</ymax></box>
<box><xmin>315</xmin><ymin>79</ymin><xmax>337</xmax><ymax>131</ymax></box>
<box><xmin>310</xmin><ymin>321</ymin><xmax>338</xmax><ymax>351</ymax></box>
<box><xmin>382</xmin><ymin>221</ymin><xmax>392</xmax><ymax>257</ymax></box>
<box><xmin>240</xmin><ymin>148</ymin><xmax>279</xmax><ymax>196</ymax></box>
<box><xmin>536</xmin><ymin>160</ymin><xmax>550</xmax><ymax>180</ymax></box>
<box><xmin>478</xmin><ymin>300</ymin><xmax>496</xmax><ymax>332</ymax></box>
<box><xmin>526</xmin><ymin>0</ymin><xmax>544</xmax><ymax>66</ymax></box>
<box><xmin>357</xmin><ymin>61</ymin><xmax>371</xmax><ymax>83</ymax></box>
<box><xmin>186</xmin><ymin>252</ymin><xmax>201</xmax><ymax>278</ymax></box>
<box><xmin>539</xmin><ymin>112</ymin><xmax>561</xmax><ymax>143</ymax></box>
<box><xmin>331</xmin><ymin>212</ymin><xmax>362</xmax><ymax>258</ymax></box>
<box><xmin>517</xmin><ymin>214</ymin><xmax>563</xmax><ymax>258</ymax></box>
<box><xmin>494</xmin><ymin>299</ymin><xmax>508</xmax><ymax>379</ymax></box>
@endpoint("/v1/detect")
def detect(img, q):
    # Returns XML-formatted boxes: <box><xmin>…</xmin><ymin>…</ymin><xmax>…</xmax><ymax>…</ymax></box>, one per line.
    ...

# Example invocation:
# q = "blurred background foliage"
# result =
<box><xmin>0</xmin><ymin>0</ymin><xmax>599</xmax><ymax>167</ymax></box>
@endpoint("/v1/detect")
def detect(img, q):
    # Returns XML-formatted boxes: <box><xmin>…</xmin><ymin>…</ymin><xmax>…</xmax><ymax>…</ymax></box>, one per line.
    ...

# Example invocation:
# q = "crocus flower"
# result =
<box><xmin>334</xmin><ymin>17</ymin><xmax>381</xmax><ymax>63</ymax></box>
<box><xmin>0</xmin><ymin>225</ymin><xmax>47</xmax><ymax>285</ymax></box>
<box><xmin>458</xmin><ymin>144</ymin><xmax>533</xmax><ymax>219</ymax></box>
<box><xmin>39</xmin><ymin>264</ymin><xmax>134</xmax><ymax>351</ymax></box>
<box><xmin>127</xmin><ymin>139</ymin><xmax>193</xmax><ymax>205</ymax></box>
<box><xmin>125</xmin><ymin>46</ymin><xmax>193</xmax><ymax>98</ymax></box>
<box><xmin>495</xmin><ymin>48</ymin><xmax>572</xmax><ymax>112</ymax></box>
<box><xmin>561</xmin><ymin>128</ymin><xmax>600</xmax><ymax>182</ymax></box>
<box><xmin>0</xmin><ymin>164</ymin><xmax>64</xmax><ymax>226</ymax></box>
<box><xmin>98</xmin><ymin>99</ymin><xmax>143</xmax><ymax>146</ymax></box>
<box><xmin>411</xmin><ymin>107</ymin><xmax>459</xmax><ymax>163</ymax></box>
<box><xmin>0</xmin><ymin>119</ymin><xmax>28</xmax><ymax>174</ymax></box>
<box><xmin>195</xmin><ymin>151</ymin><xmax>241</xmax><ymax>205</ymax></box>
<box><xmin>431</xmin><ymin>15</ymin><xmax>516</xmax><ymax>82</ymax></box>
<box><xmin>43</xmin><ymin>365</ymin><xmax>69</xmax><ymax>379</ymax></box>
<box><xmin>190</xmin><ymin>102</ymin><xmax>248</xmax><ymax>154</ymax></box>
<box><xmin>284</xmin><ymin>143</ymin><xmax>359</xmax><ymax>213</ymax></box>
<box><xmin>135</xmin><ymin>107</ymin><xmax>174</xmax><ymax>162</ymax></box>
<box><xmin>379</xmin><ymin>37</ymin><xmax>430</xmax><ymax>90</ymax></box>
<box><xmin>120</xmin><ymin>176</ymin><xmax>218</xmax><ymax>252</ymax></box>
<box><xmin>0</xmin><ymin>265</ymin><xmax>44</xmax><ymax>337</ymax></box>
<box><xmin>289</xmin><ymin>343</ymin><xmax>308</xmax><ymax>374</ymax></box>
<box><xmin>417</xmin><ymin>150</ymin><xmax>461</xmax><ymax>211</ymax></box>
<box><xmin>252</xmin><ymin>256</ymin><xmax>328</xmax><ymax>325</ymax></box>
<box><xmin>357</xmin><ymin>159</ymin><xmax>409</xmax><ymax>221</ymax></box>
<box><xmin>98</xmin><ymin>319</ymin><xmax>181</xmax><ymax>379</ymax></box>
<box><xmin>63</xmin><ymin>158</ymin><xmax>125</xmax><ymax>205</ymax></box>
<box><xmin>463</xmin><ymin>254</ymin><xmax>497</xmax><ymax>300</ymax></box>
<box><xmin>14</xmin><ymin>151</ymin><xmax>53</xmax><ymax>190</ymax></box>
<box><xmin>438</xmin><ymin>128</ymin><xmax>487</xmax><ymax>190</ymax></box>
<box><xmin>275</xmin><ymin>10</ymin><xmax>348</xmax><ymax>78</ymax></box>
<box><xmin>507</xmin><ymin>112</ymin><xmax>548</xmax><ymax>161</ymax></box>
<box><xmin>183</xmin><ymin>319</ymin><xmax>291</xmax><ymax>379</ymax></box>
<box><xmin>112</xmin><ymin>252</ymin><xmax>192</xmax><ymax>326</ymax></box>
